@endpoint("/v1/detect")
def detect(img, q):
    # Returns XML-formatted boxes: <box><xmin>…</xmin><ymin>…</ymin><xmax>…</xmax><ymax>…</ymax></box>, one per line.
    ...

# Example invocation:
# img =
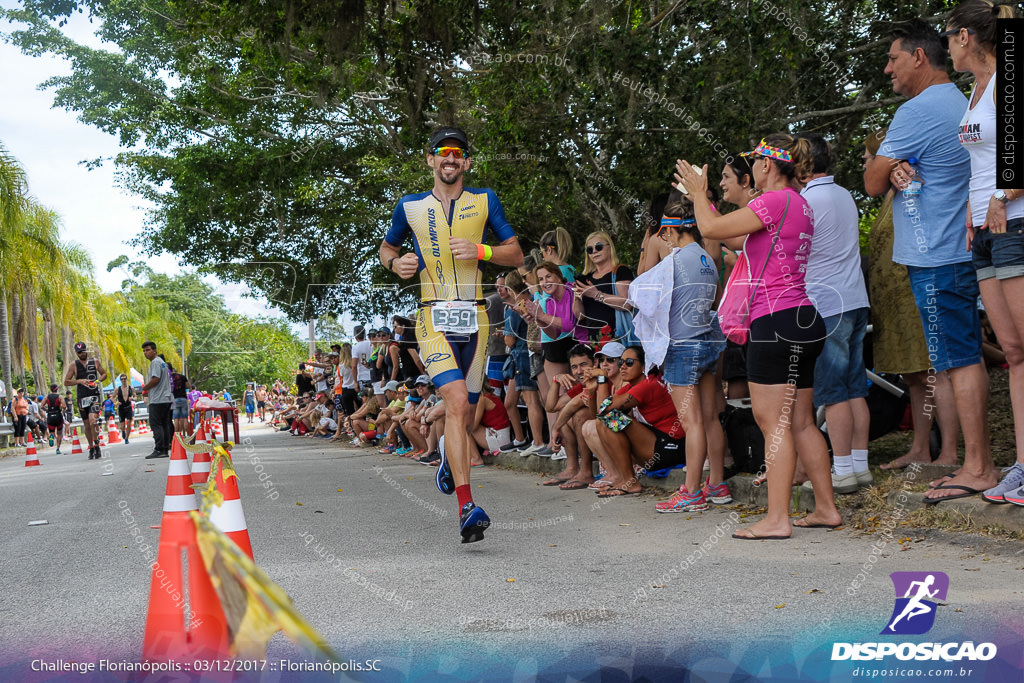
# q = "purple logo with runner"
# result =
<box><xmin>881</xmin><ymin>571</ymin><xmax>948</xmax><ymax>635</ymax></box>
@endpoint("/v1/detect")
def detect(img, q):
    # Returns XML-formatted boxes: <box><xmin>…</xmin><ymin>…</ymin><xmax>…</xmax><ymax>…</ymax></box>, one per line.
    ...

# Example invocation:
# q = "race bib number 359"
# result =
<box><xmin>431</xmin><ymin>302</ymin><xmax>478</xmax><ymax>334</ymax></box>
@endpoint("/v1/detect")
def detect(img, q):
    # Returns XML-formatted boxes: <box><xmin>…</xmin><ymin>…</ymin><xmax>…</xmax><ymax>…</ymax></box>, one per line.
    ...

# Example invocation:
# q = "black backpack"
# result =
<box><xmin>721</xmin><ymin>400</ymin><xmax>765</xmax><ymax>475</ymax></box>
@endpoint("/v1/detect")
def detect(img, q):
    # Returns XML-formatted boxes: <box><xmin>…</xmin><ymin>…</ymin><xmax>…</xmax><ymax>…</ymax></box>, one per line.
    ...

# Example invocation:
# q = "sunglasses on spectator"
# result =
<box><xmin>433</xmin><ymin>146</ymin><xmax>467</xmax><ymax>158</ymax></box>
<box><xmin>585</xmin><ymin>243</ymin><xmax>607</xmax><ymax>255</ymax></box>
<box><xmin>616</xmin><ymin>357</ymin><xmax>640</xmax><ymax>368</ymax></box>
<box><xmin>939</xmin><ymin>27</ymin><xmax>975</xmax><ymax>47</ymax></box>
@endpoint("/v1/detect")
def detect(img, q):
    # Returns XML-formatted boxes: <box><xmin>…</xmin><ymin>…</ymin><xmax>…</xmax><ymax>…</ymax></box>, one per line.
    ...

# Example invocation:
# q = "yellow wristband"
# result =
<box><xmin>477</xmin><ymin>244</ymin><xmax>493</xmax><ymax>261</ymax></box>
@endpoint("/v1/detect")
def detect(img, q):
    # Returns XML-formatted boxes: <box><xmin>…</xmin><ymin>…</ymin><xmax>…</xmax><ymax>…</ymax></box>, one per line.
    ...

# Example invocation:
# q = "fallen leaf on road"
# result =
<box><xmin>314</xmin><ymin>510</ymin><xmax>323</xmax><ymax>513</ymax></box>
<box><xmin>296</xmin><ymin>502</ymin><xmax>303</xmax><ymax>506</ymax></box>
<box><xmin>965</xmin><ymin>568</ymin><xmax>980</xmax><ymax>571</ymax></box>
<box><xmin>652</xmin><ymin>585</ymin><xmax>665</xmax><ymax>589</ymax></box>
<box><xmin>506</xmin><ymin>578</ymin><xmax>515</xmax><ymax>583</ymax></box>
<box><xmin>618</xmin><ymin>523</ymin><xmax>631</xmax><ymax>527</ymax></box>
<box><xmin>775</xmin><ymin>604</ymin><xmax>786</xmax><ymax>609</ymax></box>
<box><xmin>549</xmin><ymin>544</ymin><xmax>557</xmax><ymax>547</ymax></box>
<box><xmin>337</xmin><ymin>488</ymin><xmax>343</xmax><ymax>492</ymax></box>
<box><xmin>806</xmin><ymin>589</ymin><xmax>823</xmax><ymax>594</ymax></box>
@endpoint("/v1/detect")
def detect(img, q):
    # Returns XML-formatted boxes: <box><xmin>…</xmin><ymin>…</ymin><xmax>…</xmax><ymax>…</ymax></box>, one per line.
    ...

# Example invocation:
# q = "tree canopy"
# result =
<box><xmin>3</xmin><ymin>0</ymin><xmax>963</xmax><ymax>321</ymax></box>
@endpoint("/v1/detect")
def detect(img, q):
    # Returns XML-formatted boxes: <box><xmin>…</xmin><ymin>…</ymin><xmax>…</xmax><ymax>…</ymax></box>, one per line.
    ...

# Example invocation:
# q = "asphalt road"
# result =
<box><xmin>1</xmin><ymin>424</ymin><xmax>1021</xmax><ymax>682</ymax></box>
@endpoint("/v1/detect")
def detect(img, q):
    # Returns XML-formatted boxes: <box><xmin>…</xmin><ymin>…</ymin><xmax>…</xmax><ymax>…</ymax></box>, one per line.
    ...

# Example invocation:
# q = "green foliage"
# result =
<box><xmin>3</xmin><ymin>0</ymin><xmax>961</xmax><ymax>321</ymax></box>
<box><xmin>111</xmin><ymin>266</ymin><xmax>305</xmax><ymax>390</ymax></box>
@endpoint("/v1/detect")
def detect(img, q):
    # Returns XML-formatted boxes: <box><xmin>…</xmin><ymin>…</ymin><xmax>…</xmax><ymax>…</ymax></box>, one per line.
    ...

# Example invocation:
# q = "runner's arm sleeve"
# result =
<box><xmin>383</xmin><ymin>199</ymin><xmax>411</xmax><ymax>247</ymax></box>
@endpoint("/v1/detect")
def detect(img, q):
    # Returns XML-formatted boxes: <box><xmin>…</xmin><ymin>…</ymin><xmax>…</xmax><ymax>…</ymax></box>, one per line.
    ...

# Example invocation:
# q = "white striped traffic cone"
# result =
<box><xmin>163</xmin><ymin>438</ymin><xmax>198</xmax><ymax>513</ymax></box>
<box><xmin>208</xmin><ymin>452</ymin><xmax>253</xmax><ymax>559</ymax></box>
<box><xmin>190</xmin><ymin>425</ymin><xmax>212</xmax><ymax>487</ymax></box>
<box><xmin>107</xmin><ymin>417</ymin><xmax>122</xmax><ymax>444</ymax></box>
<box><xmin>24</xmin><ymin>432</ymin><xmax>40</xmax><ymax>467</ymax></box>
<box><xmin>70</xmin><ymin>428</ymin><xmax>84</xmax><ymax>455</ymax></box>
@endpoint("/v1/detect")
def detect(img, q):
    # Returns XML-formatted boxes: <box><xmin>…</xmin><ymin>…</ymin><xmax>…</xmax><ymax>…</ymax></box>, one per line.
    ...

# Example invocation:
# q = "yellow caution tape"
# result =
<box><xmin>188</xmin><ymin>440</ymin><xmax>340</xmax><ymax>663</ymax></box>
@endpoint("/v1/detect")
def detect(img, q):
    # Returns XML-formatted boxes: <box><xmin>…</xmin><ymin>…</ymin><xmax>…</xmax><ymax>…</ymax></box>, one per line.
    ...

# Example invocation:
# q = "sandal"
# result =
<box><xmin>598</xmin><ymin>487</ymin><xmax>640</xmax><ymax>498</ymax></box>
<box><xmin>558</xmin><ymin>479</ymin><xmax>591</xmax><ymax>490</ymax></box>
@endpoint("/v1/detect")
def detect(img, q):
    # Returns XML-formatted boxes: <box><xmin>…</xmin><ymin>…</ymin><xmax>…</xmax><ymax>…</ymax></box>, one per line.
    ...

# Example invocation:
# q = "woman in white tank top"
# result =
<box><xmin>949</xmin><ymin>0</ymin><xmax>1024</xmax><ymax>504</ymax></box>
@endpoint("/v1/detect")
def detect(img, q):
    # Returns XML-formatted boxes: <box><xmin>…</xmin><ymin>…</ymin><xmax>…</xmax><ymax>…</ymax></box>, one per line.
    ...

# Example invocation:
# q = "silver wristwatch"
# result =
<box><xmin>994</xmin><ymin>189</ymin><xmax>1010</xmax><ymax>204</ymax></box>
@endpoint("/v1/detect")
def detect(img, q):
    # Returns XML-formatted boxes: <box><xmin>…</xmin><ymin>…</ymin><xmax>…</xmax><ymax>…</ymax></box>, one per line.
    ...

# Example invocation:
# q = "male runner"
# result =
<box><xmin>380</xmin><ymin>126</ymin><xmax>523</xmax><ymax>543</ymax></box>
<box><xmin>63</xmin><ymin>341</ymin><xmax>108</xmax><ymax>460</ymax></box>
<box><xmin>115</xmin><ymin>374</ymin><xmax>135</xmax><ymax>443</ymax></box>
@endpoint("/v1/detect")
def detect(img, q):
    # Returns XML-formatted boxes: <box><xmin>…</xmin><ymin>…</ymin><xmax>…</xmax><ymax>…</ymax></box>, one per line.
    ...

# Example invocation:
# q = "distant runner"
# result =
<box><xmin>380</xmin><ymin>126</ymin><xmax>523</xmax><ymax>543</ymax></box>
<box><xmin>63</xmin><ymin>342</ymin><xmax>107</xmax><ymax>460</ymax></box>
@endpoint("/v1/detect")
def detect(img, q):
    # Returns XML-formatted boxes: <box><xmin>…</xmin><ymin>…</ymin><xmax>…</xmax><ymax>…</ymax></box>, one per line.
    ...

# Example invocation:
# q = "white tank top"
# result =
<box><xmin>959</xmin><ymin>76</ymin><xmax>1024</xmax><ymax>226</ymax></box>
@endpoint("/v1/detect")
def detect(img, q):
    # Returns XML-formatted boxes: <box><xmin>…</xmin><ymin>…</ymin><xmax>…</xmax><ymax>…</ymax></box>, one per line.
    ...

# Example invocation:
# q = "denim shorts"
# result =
<box><xmin>972</xmin><ymin>217</ymin><xmax>1024</xmax><ymax>281</ymax></box>
<box><xmin>906</xmin><ymin>262</ymin><xmax>982</xmax><ymax>373</ymax></box>
<box><xmin>172</xmin><ymin>397</ymin><xmax>189</xmax><ymax>419</ymax></box>
<box><xmin>812</xmin><ymin>307</ymin><xmax>869</xmax><ymax>408</ymax></box>
<box><xmin>663</xmin><ymin>332</ymin><xmax>726</xmax><ymax>386</ymax></box>
<box><xmin>510</xmin><ymin>349</ymin><xmax>537</xmax><ymax>391</ymax></box>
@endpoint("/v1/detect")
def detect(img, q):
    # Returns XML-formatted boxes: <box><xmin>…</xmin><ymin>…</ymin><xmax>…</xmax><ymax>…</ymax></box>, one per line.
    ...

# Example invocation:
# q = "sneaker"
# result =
<box><xmin>854</xmin><ymin>469</ymin><xmax>874</xmax><ymax>488</ymax></box>
<box><xmin>982</xmin><ymin>463</ymin><xmax>1024</xmax><ymax>503</ymax></box>
<box><xmin>395</xmin><ymin>446</ymin><xmax>413</xmax><ymax>456</ymax></box>
<box><xmin>436</xmin><ymin>442</ymin><xmax>455</xmax><ymax>495</ymax></box>
<box><xmin>550</xmin><ymin>447</ymin><xmax>567</xmax><ymax>461</ymax></box>
<box><xmin>500</xmin><ymin>439</ymin><xmax>528</xmax><ymax>453</ymax></box>
<box><xmin>655</xmin><ymin>486</ymin><xmax>709</xmax><ymax>513</ymax></box>
<box><xmin>55</xmin><ymin>448</ymin><xmax>62</xmax><ymax>455</ymax></box>
<box><xmin>417</xmin><ymin>452</ymin><xmax>439</xmax><ymax>464</ymax></box>
<box><xmin>1004</xmin><ymin>484</ymin><xmax>1024</xmax><ymax>507</ymax></box>
<box><xmin>520</xmin><ymin>442</ymin><xmax>545</xmax><ymax>455</ymax></box>
<box><xmin>459</xmin><ymin>502</ymin><xmax>491</xmax><ymax>543</ymax></box>
<box><xmin>124</xmin><ymin>438</ymin><xmax>129</xmax><ymax>445</ymax></box>
<box><xmin>534</xmin><ymin>446</ymin><xmax>554</xmax><ymax>457</ymax></box>
<box><xmin>48</xmin><ymin>434</ymin><xmax>54</xmax><ymax>447</ymax></box>
<box><xmin>802</xmin><ymin>470</ymin><xmax>859</xmax><ymax>495</ymax></box>
<box><xmin>702</xmin><ymin>480</ymin><xmax>733</xmax><ymax>505</ymax></box>
<box><xmin>378</xmin><ymin>445</ymin><xmax>395</xmax><ymax>454</ymax></box>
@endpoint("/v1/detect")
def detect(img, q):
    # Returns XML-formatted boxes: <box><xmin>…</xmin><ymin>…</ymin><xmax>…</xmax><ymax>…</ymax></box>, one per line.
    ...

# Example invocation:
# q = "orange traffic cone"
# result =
<box><xmin>70</xmin><ymin>428</ymin><xmax>84</xmax><ymax>455</ymax></box>
<box><xmin>190</xmin><ymin>425</ymin><xmax>212</xmax><ymax>487</ymax></box>
<box><xmin>24</xmin><ymin>432</ymin><xmax>40</xmax><ymax>467</ymax></box>
<box><xmin>208</xmin><ymin>451</ymin><xmax>254</xmax><ymax>560</ymax></box>
<box><xmin>107</xmin><ymin>417</ymin><xmax>122</xmax><ymax>444</ymax></box>
<box><xmin>139</xmin><ymin>420</ymin><xmax>150</xmax><ymax>435</ymax></box>
<box><xmin>141</xmin><ymin>438</ymin><xmax>229</xmax><ymax>661</ymax></box>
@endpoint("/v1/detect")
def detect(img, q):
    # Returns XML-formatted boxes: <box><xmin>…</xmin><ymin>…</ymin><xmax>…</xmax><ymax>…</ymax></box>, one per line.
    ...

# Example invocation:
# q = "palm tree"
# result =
<box><xmin>0</xmin><ymin>143</ymin><xmax>28</xmax><ymax>407</ymax></box>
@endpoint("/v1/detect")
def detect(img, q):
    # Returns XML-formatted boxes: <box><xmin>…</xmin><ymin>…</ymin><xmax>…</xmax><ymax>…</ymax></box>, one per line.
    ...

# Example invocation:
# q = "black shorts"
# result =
<box><xmin>647</xmin><ymin>426</ymin><xmax>686</xmax><ymax>470</ymax></box>
<box><xmin>542</xmin><ymin>336</ymin><xmax>576</xmax><ymax>364</ymax></box>
<box><xmin>47</xmin><ymin>417</ymin><xmax>64</xmax><ymax>431</ymax></box>
<box><xmin>77</xmin><ymin>395</ymin><xmax>100</xmax><ymax>417</ymax></box>
<box><xmin>341</xmin><ymin>388</ymin><xmax>359</xmax><ymax>416</ymax></box>
<box><xmin>721</xmin><ymin>340</ymin><xmax>748</xmax><ymax>382</ymax></box>
<box><xmin>118</xmin><ymin>406</ymin><xmax>134</xmax><ymax>421</ymax></box>
<box><xmin>746</xmin><ymin>305</ymin><xmax>826</xmax><ymax>388</ymax></box>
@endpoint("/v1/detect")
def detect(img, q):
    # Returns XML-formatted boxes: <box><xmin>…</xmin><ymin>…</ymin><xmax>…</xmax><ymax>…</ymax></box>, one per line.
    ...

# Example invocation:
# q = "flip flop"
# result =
<box><xmin>732</xmin><ymin>530</ymin><xmax>791</xmax><ymax>540</ymax></box>
<box><xmin>597</xmin><ymin>487</ymin><xmax>640</xmax><ymax>498</ymax></box>
<box><xmin>793</xmin><ymin>519</ymin><xmax>843</xmax><ymax>529</ymax></box>
<box><xmin>928</xmin><ymin>474</ymin><xmax>955</xmax><ymax>489</ymax></box>
<box><xmin>922</xmin><ymin>484</ymin><xmax>983</xmax><ymax>505</ymax></box>
<box><xmin>542</xmin><ymin>477</ymin><xmax>570</xmax><ymax>486</ymax></box>
<box><xmin>558</xmin><ymin>479</ymin><xmax>590</xmax><ymax>490</ymax></box>
<box><xmin>589</xmin><ymin>480</ymin><xmax>613</xmax><ymax>490</ymax></box>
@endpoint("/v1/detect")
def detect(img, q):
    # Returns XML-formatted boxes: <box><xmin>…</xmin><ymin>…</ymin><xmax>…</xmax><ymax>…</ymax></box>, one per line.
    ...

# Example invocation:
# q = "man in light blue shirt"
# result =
<box><xmin>864</xmin><ymin>19</ymin><xmax>996</xmax><ymax>503</ymax></box>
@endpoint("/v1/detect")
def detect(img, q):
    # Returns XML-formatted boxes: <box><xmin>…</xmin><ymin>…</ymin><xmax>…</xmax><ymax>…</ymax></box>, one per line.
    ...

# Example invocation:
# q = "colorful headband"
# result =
<box><xmin>740</xmin><ymin>138</ymin><xmax>792</xmax><ymax>163</ymax></box>
<box><xmin>682</xmin><ymin>218</ymin><xmax>697</xmax><ymax>227</ymax></box>
<box><xmin>660</xmin><ymin>217</ymin><xmax>683</xmax><ymax>228</ymax></box>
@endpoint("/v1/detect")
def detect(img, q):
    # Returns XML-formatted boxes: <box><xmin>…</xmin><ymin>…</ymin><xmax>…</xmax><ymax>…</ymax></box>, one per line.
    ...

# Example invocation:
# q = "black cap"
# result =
<box><xmin>74</xmin><ymin>341</ymin><xmax>87</xmax><ymax>353</ymax></box>
<box><xmin>429</xmin><ymin>127</ymin><xmax>469</xmax><ymax>150</ymax></box>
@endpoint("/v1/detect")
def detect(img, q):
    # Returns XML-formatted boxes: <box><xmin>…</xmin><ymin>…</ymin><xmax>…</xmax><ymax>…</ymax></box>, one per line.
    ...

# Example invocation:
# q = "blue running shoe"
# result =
<box><xmin>460</xmin><ymin>502</ymin><xmax>490</xmax><ymax>543</ymax></box>
<box><xmin>435</xmin><ymin>437</ymin><xmax>454</xmax><ymax>495</ymax></box>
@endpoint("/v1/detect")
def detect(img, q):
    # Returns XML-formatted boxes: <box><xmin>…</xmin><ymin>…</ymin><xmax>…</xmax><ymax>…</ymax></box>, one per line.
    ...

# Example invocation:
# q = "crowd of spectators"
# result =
<box><xmin>269</xmin><ymin>6</ymin><xmax>1024</xmax><ymax>538</ymax></box>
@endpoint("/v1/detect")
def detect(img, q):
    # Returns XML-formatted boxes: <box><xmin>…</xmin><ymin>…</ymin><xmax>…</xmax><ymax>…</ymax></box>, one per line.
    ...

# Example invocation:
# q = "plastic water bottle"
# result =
<box><xmin>903</xmin><ymin>157</ymin><xmax>922</xmax><ymax>197</ymax></box>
